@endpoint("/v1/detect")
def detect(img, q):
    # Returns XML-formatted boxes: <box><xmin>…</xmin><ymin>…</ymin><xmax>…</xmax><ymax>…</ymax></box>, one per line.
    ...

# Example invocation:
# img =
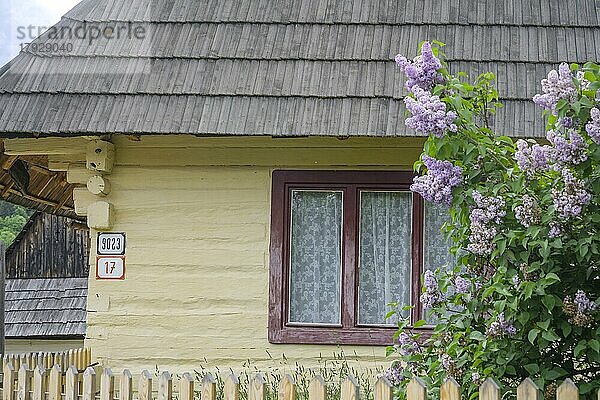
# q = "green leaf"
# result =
<box><xmin>575</xmin><ymin>341</ymin><xmax>587</xmax><ymax>357</ymax></box>
<box><xmin>542</xmin><ymin>295</ymin><xmax>556</xmax><ymax>312</ymax></box>
<box><xmin>542</xmin><ymin>330</ymin><xmax>560</xmax><ymax>341</ymax></box>
<box><xmin>537</xmin><ymin>319</ymin><xmax>551</xmax><ymax>331</ymax></box>
<box><xmin>541</xmin><ymin>368</ymin><xmax>567</xmax><ymax>380</ymax></box>
<box><xmin>413</xmin><ymin>319</ymin><xmax>427</xmax><ymax>328</ymax></box>
<box><xmin>469</xmin><ymin>331</ymin><xmax>486</xmax><ymax>341</ymax></box>
<box><xmin>528</xmin><ymin>329</ymin><xmax>539</xmax><ymax>344</ymax></box>
<box><xmin>524</xmin><ymin>364</ymin><xmax>539</xmax><ymax>374</ymax></box>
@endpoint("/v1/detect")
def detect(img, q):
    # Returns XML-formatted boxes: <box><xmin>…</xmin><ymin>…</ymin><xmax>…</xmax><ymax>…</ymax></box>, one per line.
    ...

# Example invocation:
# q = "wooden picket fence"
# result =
<box><xmin>1</xmin><ymin>348</ymin><xmax>91</xmax><ymax>373</ymax></box>
<box><xmin>0</xmin><ymin>361</ymin><xmax>588</xmax><ymax>400</ymax></box>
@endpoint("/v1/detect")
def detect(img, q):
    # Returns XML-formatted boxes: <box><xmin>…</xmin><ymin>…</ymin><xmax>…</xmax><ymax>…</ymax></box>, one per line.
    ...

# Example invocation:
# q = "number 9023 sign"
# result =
<box><xmin>97</xmin><ymin>232</ymin><xmax>126</xmax><ymax>255</ymax></box>
<box><xmin>96</xmin><ymin>256</ymin><xmax>125</xmax><ymax>280</ymax></box>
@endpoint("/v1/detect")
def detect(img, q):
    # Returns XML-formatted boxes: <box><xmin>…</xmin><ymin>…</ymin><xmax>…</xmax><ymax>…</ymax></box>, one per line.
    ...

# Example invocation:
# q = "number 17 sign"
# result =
<box><xmin>96</xmin><ymin>256</ymin><xmax>126</xmax><ymax>280</ymax></box>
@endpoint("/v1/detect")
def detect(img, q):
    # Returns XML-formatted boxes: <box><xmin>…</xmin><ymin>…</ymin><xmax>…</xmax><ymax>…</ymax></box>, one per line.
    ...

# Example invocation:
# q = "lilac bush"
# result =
<box><xmin>386</xmin><ymin>42</ymin><xmax>600</xmax><ymax>400</ymax></box>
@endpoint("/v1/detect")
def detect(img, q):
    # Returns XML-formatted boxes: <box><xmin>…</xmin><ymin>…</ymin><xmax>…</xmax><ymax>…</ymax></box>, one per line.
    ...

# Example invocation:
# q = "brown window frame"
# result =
<box><xmin>268</xmin><ymin>170</ymin><xmax>431</xmax><ymax>346</ymax></box>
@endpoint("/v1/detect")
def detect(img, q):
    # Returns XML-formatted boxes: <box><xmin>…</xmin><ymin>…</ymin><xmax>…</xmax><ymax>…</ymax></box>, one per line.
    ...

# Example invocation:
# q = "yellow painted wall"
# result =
<box><xmin>76</xmin><ymin>135</ymin><xmax>425</xmax><ymax>373</ymax></box>
<box><xmin>5</xmin><ymin>339</ymin><xmax>84</xmax><ymax>354</ymax></box>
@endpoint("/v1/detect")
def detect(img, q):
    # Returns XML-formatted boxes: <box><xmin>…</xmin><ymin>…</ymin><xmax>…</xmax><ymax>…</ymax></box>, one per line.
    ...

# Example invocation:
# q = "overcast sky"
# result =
<box><xmin>0</xmin><ymin>0</ymin><xmax>81</xmax><ymax>65</ymax></box>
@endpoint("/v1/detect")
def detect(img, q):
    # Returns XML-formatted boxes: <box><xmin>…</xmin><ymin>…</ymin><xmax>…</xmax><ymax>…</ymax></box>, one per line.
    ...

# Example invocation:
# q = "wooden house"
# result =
<box><xmin>0</xmin><ymin>0</ymin><xmax>596</xmax><ymax>372</ymax></box>
<box><xmin>3</xmin><ymin>212</ymin><xmax>90</xmax><ymax>353</ymax></box>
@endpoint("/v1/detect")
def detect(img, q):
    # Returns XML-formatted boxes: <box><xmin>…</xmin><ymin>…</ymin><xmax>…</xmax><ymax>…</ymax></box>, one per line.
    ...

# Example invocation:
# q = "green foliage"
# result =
<box><xmin>388</xmin><ymin>46</ymin><xmax>600</xmax><ymax>400</ymax></box>
<box><xmin>0</xmin><ymin>201</ymin><xmax>33</xmax><ymax>246</ymax></box>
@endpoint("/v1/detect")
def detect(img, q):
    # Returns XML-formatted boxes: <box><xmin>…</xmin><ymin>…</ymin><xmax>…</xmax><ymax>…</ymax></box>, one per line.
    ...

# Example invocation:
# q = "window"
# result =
<box><xmin>268</xmin><ymin>171</ymin><xmax>452</xmax><ymax>345</ymax></box>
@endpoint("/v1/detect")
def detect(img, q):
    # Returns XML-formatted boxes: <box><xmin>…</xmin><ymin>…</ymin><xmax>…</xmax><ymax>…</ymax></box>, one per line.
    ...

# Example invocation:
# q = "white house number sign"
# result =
<box><xmin>96</xmin><ymin>232</ymin><xmax>126</xmax><ymax>280</ymax></box>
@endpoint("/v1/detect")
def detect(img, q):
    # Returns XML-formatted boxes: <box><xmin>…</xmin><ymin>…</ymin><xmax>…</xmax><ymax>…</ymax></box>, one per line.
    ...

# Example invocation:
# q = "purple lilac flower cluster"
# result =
<box><xmin>511</xmin><ymin>275</ymin><xmax>521</xmax><ymax>289</ymax></box>
<box><xmin>471</xmin><ymin>372</ymin><xmax>484</xmax><ymax>386</ymax></box>
<box><xmin>514</xmin><ymin>139</ymin><xmax>550</xmax><ymax>177</ymax></box>
<box><xmin>486</xmin><ymin>312</ymin><xmax>517</xmax><ymax>338</ymax></box>
<box><xmin>564</xmin><ymin>291</ymin><xmax>598</xmax><ymax>327</ymax></box>
<box><xmin>420</xmin><ymin>270</ymin><xmax>443</xmax><ymax>309</ymax></box>
<box><xmin>552</xmin><ymin>169</ymin><xmax>591</xmax><ymax>219</ymax></box>
<box><xmin>404</xmin><ymin>86</ymin><xmax>458</xmax><ymax>137</ymax></box>
<box><xmin>559</xmin><ymin>117</ymin><xmax>574</xmax><ymax>128</ymax></box>
<box><xmin>533</xmin><ymin>63</ymin><xmax>577</xmax><ymax>112</ymax></box>
<box><xmin>380</xmin><ymin>362</ymin><xmax>404</xmax><ymax>386</ymax></box>
<box><xmin>548</xmin><ymin>222</ymin><xmax>562</xmax><ymax>238</ymax></box>
<box><xmin>585</xmin><ymin>107</ymin><xmax>600</xmax><ymax>144</ymax></box>
<box><xmin>467</xmin><ymin>191</ymin><xmax>506</xmax><ymax>255</ymax></box>
<box><xmin>575</xmin><ymin>290</ymin><xmax>598</xmax><ymax>314</ymax></box>
<box><xmin>395</xmin><ymin>332</ymin><xmax>420</xmax><ymax>357</ymax></box>
<box><xmin>576</xmin><ymin>70</ymin><xmax>591</xmax><ymax>91</ymax></box>
<box><xmin>410</xmin><ymin>156</ymin><xmax>463</xmax><ymax>205</ymax></box>
<box><xmin>396</xmin><ymin>42</ymin><xmax>458</xmax><ymax>138</ymax></box>
<box><xmin>454</xmin><ymin>276</ymin><xmax>471</xmax><ymax>294</ymax></box>
<box><xmin>440</xmin><ymin>354</ymin><xmax>453</xmax><ymax>371</ymax></box>
<box><xmin>395</xmin><ymin>42</ymin><xmax>444</xmax><ymax>90</ymax></box>
<box><xmin>546</xmin><ymin>130</ymin><xmax>588</xmax><ymax>166</ymax></box>
<box><xmin>515</xmin><ymin>195</ymin><xmax>541</xmax><ymax>227</ymax></box>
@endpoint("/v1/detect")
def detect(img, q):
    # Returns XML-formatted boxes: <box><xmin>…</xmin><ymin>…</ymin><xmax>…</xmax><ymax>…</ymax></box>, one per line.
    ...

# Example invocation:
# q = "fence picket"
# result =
<box><xmin>48</xmin><ymin>365</ymin><xmax>62</xmax><ymax>400</ymax></box>
<box><xmin>138</xmin><ymin>370</ymin><xmax>153</xmax><ymax>400</ymax></box>
<box><xmin>309</xmin><ymin>376</ymin><xmax>326</xmax><ymax>400</ymax></box>
<box><xmin>1</xmin><ymin>357</ymin><xmax>598</xmax><ymax>400</ymax></box>
<box><xmin>65</xmin><ymin>366</ymin><xmax>79</xmax><ymax>400</ymax></box>
<box><xmin>180</xmin><ymin>373</ymin><xmax>194</xmax><ymax>400</ymax></box>
<box><xmin>17</xmin><ymin>364</ymin><xmax>31</xmax><ymax>400</ymax></box>
<box><xmin>375</xmin><ymin>377</ymin><xmax>393</xmax><ymax>400</ymax></box>
<box><xmin>224</xmin><ymin>374</ymin><xmax>239</xmax><ymax>400</ymax></box>
<box><xmin>557</xmin><ymin>379</ymin><xmax>579</xmax><ymax>400</ymax></box>
<box><xmin>441</xmin><ymin>378</ymin><xmax>460</xmax><ymax>400</ymax></box>
<box><xmin>120</xmin><ymin>370</ymin><xmax>133</xmax><ymax>400</ymax></box>
<box><xmin>3</xmin><ymin>361</ymin><xmax>16</xmax><ymax>400</ymax></box>
<box><xmin>67</xmin><ymin>350</ymin><xmax>74</xmax><ymax>370</ymax></box>
<box><xmin>341</xmin><ymin>376</ymin><xmax>359</xmax><ymax>400</ymax></box>
<box><xmin>479</xmin><ymin>378</ymin><xmax>500</xmax><ymax>400</ymax></box>
<box><xmin>4</xmin><ymin>350</ymin><xmax>91</xmax><ymax>372</ymax></box>
<box><xmin>158</xmin><ymin>372</ymin><xmax>172</xmax><ymax>400</ymax></box>
<box><xmin>249</xmin><ymin>374</ymin><xmax>266</xmax><ymax>400</ymax></box>
<box><xmin>32</xmin><ymin>366</ymin><xmax>46</xmax><ymax>400</ymax></box>
<box><xmin>407</xmin><ymin>377</ymin><xmax>427</xmax><ymax>400</ymax></box>
<box><xmin>517</xmin><ymin>378</ymin><xmax>540</xmax><ymax>400</ymax></box>
<box><xmin>100</xmin><ymin>368</ymin><xmax>114</xmax><ymax>400</ymax></box>
<box><xmin>83</xmin><ymin>367</ymin><xmax>97</xmax><ymax>400</ymax></box>
<box><xmin>279</xmin><ymin>375</ymin><xmax>296</xmax><ymax>400</ymax></box>
<box><xmin>202</xmin><ymin>374</ymin><xmax>217</xmax><ymax>400</ymax></box>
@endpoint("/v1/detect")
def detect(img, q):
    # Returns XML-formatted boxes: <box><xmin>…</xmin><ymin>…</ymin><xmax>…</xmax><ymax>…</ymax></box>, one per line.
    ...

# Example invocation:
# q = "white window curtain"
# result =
<box><xmin>423</xmin><ymin>202</ymin><xmax>455</xmax><ymax>321</ymax></box>
<box><xmin>424</xmin><ymin>202</ymin><xmax>455</xmax><ymax>273</ymax></box>
<box><xmin>288</xmin><ymin>190</ymin><xmax>343</xmax><ymax>324</ymax></box>
<box><xmin>358</xmin><ymin>191</ymin><xmax>412</xmax><ymax>325</ymax></box>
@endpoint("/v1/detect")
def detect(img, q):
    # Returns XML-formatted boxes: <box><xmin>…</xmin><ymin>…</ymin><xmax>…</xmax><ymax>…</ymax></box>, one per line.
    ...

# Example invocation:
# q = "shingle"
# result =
<box><xmin>2</xmin><ymin>0</ymin><xmax>600</xmax><ymax>138</ymax></box>
<box><xmin>5</xmin><ymin>278</ymin><xmax>87</xmax><ymax>338</ymax></box>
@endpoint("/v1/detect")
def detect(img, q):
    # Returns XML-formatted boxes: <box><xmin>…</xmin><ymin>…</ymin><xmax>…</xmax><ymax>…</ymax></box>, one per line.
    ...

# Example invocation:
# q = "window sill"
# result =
<box><xmin>268</xmin><ymin>326</ymin><xmax>433</xmax><ymax>346</ymax></box>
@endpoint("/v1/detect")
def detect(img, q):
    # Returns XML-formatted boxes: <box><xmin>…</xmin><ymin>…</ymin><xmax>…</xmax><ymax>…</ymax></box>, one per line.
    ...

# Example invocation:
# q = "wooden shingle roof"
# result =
<box><xmin>0</xmin><ymin>0</ymin><xmax>598</xmax><ymax>138</ymax></box>
<box><xmin>5</xmin><ymin>278</ymin><xmax>87</xmax><ymax>338</ymax></box>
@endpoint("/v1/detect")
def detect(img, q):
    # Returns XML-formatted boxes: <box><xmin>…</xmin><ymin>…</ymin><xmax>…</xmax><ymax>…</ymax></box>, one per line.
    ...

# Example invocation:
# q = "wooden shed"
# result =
<box><xmin>4</xmin><ymin>278</ymin><xmax>87</xmax><ymax>353</ymax></box>
<box><xmin>0</xmin><ymin>0</ymin><xmax>596</xmax><ymax>372</ymax></box>
<box><xmin>6</xmin><ymin>212</ymin><xmax>89</xmax><ymax>279</ymax></box>
<box><xmin>1</xmin><ymin>212</ymin><xmax>90</xmax><ymax>353</ymax></box>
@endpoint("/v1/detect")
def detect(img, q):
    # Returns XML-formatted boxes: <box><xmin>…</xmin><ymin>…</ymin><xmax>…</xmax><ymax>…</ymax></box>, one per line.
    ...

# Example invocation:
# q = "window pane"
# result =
<box><xmin>423</xmin><ymin>202</ymin><xmax>455</xmax><ymax>322</ymax></box>
<box><xmin>289</xmin><ymin>190</ymin><xmax>343</xmax><ymax>324</ymax></box>
<box><xmin>424</xmin><ymin>202</ymin><xmax>455</xmax><ymax>273</ymax></box>
<box><xmin>358</xmin><ymin>191</ymin><xmax>412</xmax><ymax>326</ymax></box>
